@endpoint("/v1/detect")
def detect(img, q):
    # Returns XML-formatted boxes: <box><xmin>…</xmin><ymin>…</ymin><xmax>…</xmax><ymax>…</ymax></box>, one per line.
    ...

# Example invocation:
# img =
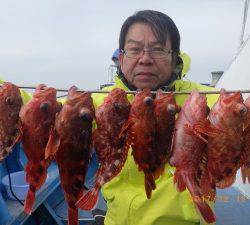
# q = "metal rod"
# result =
<box><xmin>3</xmin><ymin>84</ymin><xmax>250</xmax><ymax>95</ymax></box>
<box><xmin>85</xmin><ymin>90</ymin><xmax>250</xmax><ymax>95</ymax></box>
<box><xmin>20</xmin><ymin>88</ymin><xmax>250</xmax><ymax>95</ymax></box>
<box><xmin>18</xmin><ymin>86</ymin><xmax>69</xmax><ymax>92</ymax></box>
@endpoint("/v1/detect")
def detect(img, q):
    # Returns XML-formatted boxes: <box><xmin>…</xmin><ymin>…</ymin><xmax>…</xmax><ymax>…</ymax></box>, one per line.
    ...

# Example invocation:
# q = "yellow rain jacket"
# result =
<box><xmin>92</xmin><ymin>53</ymin><xmax>218</xmax><ymax>225</ymax></box>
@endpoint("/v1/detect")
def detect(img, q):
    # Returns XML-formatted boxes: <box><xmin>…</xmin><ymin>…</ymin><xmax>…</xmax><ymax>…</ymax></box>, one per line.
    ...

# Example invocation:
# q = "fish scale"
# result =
<box><xmin>241</xmin><ymin>96</ymin><xmax>250</xmax><ymax>184</ymax></box>
<box><xmin>76</xmin><ymin>88</ymin><xmax>131</xmax><ymax>211</ymax></box>
<box><xmin>154</xmin><ymin>89</ymin><xmax>180</xmax><ymax>179</ymax></box>
<box><xmin>45</xmin><ymin>86</ymin><xmax>95</xmax><ymax>225</ymax></box>
<box><xmin>170</xmin><ymin>90</ymin><xmax>216</xmax><ymax>224</ymax></box>
<box><xmin>121</xmin><ymin>89</ymin><xmax>157</xmax><ymax>199</ymax></box>
<box><xmin>20</xmin><ymin>84</ymin><xmax>61</xmax><ymax>214</ymax></box>
<box><xmin>0</xmin><ymin>82</ymin><xmax>23</xmax><ymax>161</ymax></box>
<box><xmin>196</xmin><ymin>89</ymin><xmax>247</xmax><ymax>200</ymax></box>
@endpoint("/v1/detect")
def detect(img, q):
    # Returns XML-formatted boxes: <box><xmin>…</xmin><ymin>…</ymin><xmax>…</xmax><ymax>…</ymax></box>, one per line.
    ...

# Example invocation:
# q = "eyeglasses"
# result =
<box><xmin>121</xmin><ymin>47</ymin><xmax>173</xmax><ymax>59</ymax></box>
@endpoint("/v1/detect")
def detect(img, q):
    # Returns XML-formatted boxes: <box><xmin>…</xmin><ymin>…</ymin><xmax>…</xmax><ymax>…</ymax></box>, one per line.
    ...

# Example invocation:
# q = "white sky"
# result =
<box><xmin>0</xmin><ymin>0</ymin><xmax>249</xmax><ymax>91</ymax></box>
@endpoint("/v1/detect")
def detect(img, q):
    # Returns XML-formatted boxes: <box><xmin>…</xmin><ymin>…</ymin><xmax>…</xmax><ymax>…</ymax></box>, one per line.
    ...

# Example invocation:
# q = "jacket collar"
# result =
<box><xmin>116</xmin><ymin>73</ymin><xmax>177</xmax><ymax>92</ymax></box>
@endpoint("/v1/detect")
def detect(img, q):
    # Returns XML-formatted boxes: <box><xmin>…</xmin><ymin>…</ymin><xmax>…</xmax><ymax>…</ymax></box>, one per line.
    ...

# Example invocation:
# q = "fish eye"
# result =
<box><xmin>143</xmin><ymin>96</ymin><xmax>153</xmax><ymax>105</ymax></box>
<box><xmin>79</xmin><ymin>110</ymin><xmax>92</xmax><ymax>121</ymax></box>
<box><xmin>167</xmin><ymin>104</ymin><xmax>177</xmax><ymax>115</ymax></box>
<box><xmin>6</xmin><ymin>97</ymin><xmax>13</xmax><ymax>105</ymax></box>
<box><xmin>113</xmin><ymin>103</ymin><xmax>121</xmax><ymax>111</ymax></box>
<box><xmin>239</xmin><ymin>106</ymin><xmax>247</xmax><ymax>116</ymax></box>
<box><xmin>40</xmin><ymin>102</ymin><xmax>50</xmax><ymax>111</ymax></box>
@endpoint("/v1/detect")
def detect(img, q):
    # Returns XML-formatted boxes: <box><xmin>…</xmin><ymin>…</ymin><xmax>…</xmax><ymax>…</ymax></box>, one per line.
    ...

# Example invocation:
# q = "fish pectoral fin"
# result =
<box><xmin>11</xmin><ymin>129</ymin><xmax>22</xmax><ymax>147</ymax></box>
<box><xmin>194</xmin><ymin>119</ymin><xmax>221</xmax><ymax>137</ymax></box>
<box><xmin>119</xmin><ymin>120</ymin><xmax>134</xmax><ymax>139</ymax></box>
<box><xmin>76</xmin><ymin>188</ymin><xmax>99</xmax><ymax>210</ymax></box>
<box><xmin>184</xmin><ymin>123</ymin><xmax>201</xmax><ymax>138</ymax></box>
<box><xmin>45</xmin><ymin>129</ymin><xmax>60</xmax><ymax>159</ymax></box>
<box><xmin>20</xmin><ymin>122</ymin><xmax>26</xmax><ymax>136</ymax></box>
<box><xmin>184</xmin><ymin>124</ymin><xmax>208</xmax><ymax>143</ymax></box>
<box><xmin>24</xmin><ymin>188</ymin><xmax>36</xmax><ymax>214</ymax></box>
<box><xmin>183</xmin><ymin>123</ymin><xmax>195</xmax><ymax>134</ymax></box>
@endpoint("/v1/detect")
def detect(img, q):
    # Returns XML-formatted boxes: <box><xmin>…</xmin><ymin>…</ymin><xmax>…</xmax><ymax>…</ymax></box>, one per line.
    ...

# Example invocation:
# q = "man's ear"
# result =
<box><xmin>171</xmin><ymin>52</ymin><xmax>178</xmax><ymax>69</ymax></box>
<box><xmin>118</xmin><ymin>52</ymin><xmax>124</xmax><ymax>72</ymax></box>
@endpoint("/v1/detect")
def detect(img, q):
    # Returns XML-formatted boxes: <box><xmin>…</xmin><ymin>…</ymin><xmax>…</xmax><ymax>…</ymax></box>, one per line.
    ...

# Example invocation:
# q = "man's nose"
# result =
<box><xmin>138</xmin><ymin>50</ymin><xmax>153</xmax><ymax>65</ymax></box>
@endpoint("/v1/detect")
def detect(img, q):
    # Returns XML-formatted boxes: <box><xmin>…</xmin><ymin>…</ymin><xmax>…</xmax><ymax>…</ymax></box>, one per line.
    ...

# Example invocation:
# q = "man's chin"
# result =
<box><xmin>135</xmin><ymin>83</ymin><xmax>157</xmax><ymax>90</ymax></box>
<box><xmin>132</xmin><ymin>76</ymin><xmax>157</xmax><ymax>89</ymax></box>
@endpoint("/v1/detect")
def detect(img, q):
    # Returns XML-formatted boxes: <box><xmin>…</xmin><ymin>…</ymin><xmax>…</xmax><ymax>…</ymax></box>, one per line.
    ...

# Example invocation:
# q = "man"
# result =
<box><xmin>92</xmin><ymin>10</ymin><xmax>217</xmax><ymax>225</ymax></box>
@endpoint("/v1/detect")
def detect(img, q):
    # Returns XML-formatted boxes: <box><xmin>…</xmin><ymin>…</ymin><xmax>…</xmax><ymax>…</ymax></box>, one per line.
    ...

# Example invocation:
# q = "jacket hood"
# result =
<box><xmin>174</xmin><ymin>52</ymin><xmax>191</xmax><ymax>79</ymax></box>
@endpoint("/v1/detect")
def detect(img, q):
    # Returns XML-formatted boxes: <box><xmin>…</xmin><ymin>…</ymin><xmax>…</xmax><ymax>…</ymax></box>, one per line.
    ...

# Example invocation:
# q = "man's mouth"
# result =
<box><xmin>136</xmin><ymin>72</ymin><xmax>155</xmax><ymax>77</ymax></box>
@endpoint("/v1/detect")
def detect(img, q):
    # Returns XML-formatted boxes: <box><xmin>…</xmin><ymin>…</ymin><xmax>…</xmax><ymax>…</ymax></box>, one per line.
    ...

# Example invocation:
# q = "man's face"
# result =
<box><xmin>119</xmin><ymin>22</ymin><xmax>175</xmax><ymax>90</ymax></box>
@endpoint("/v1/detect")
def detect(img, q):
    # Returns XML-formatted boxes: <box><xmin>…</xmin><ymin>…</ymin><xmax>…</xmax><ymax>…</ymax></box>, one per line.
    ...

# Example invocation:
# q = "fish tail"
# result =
<box><xmin>144</xmin><ymin>173</ymin><xmax>156</xmax><ymax>199</ymax></box>
<box><xmin>185</xmin><ymin>175</ymin><xmax>216</xmax><ymax>224</ymax></box>
<box><xmin>24</xmin><ymin>186</ymin><xmax>36</xmax><ymax>214</ymax></box>
<box><xmin>173</xmin><ymin>169</ymin><xmax>186</xmax><ymax>192</ymax></box>
<box><xmin>241</xmin><ymin>143</ymin><xmax>250</xmax><ymax>183</ymax></box>
<box><xmin>193</xmin><ymin>197</ymin><xmax>216</xmax><ymax>224</ymax></box>
<box><xmin>200</xmin><ymin>171</ymin><xmax>216</xmax><ymax>201</ymax></box>
<box><xmin>241</xmin><ymin>166</ymin><xmax>247</xmax><ymax>183</ymax></box>
<box><xmin>241</xmin><ymin>165</ymin><xmax>250</xmax><ymax>184</ymax></box>
<box><xmin>25</xmin><ymin>160</ymin><xmax>47</xmax><ymax>190</ymax></box>
<box><xmin>76</xmin><ymin>188</ymin><xmax>99</xmax><ymax>210</ymax></box>
<box><xmin>68</xmin><ymin>207</ymin><xmax>79</xmax><ymax>225</ymax></box>
<box><xmin>36</xmin><ymin>161</ymin><xmax>48</xmax><ymax>189</ymax></box>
